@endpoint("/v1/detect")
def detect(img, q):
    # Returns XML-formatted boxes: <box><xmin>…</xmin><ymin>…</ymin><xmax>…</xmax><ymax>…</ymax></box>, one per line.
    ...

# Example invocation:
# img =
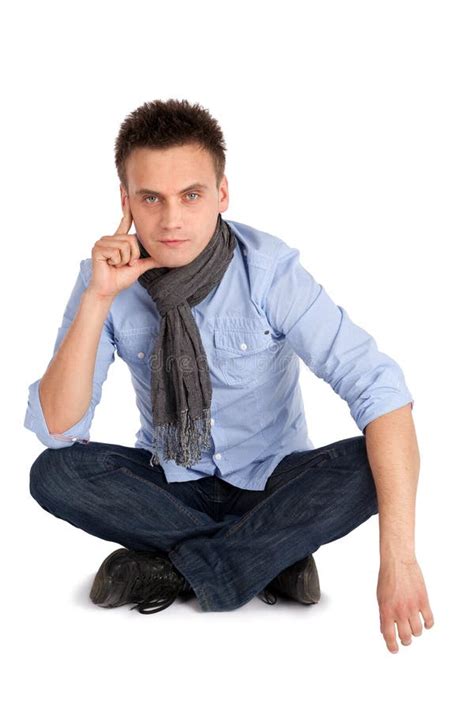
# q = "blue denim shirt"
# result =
<box><xmin>24</xmin><ymin>218</ymin><xmax>414</xmax><ymax>491</ymax></box>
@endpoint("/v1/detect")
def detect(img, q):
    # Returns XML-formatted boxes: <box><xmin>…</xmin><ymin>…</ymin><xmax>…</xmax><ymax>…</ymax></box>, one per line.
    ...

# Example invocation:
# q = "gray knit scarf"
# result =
<box><xmin>136</xmin><ymin>214</ymin><xmax>237</xmax><ymax>468</ymax></box>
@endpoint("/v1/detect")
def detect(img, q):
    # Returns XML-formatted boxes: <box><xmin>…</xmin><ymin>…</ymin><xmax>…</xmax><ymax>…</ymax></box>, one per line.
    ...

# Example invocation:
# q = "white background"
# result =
<box><xmin>3</xmin><ymin>0</ymin><xmax>472</xmax><ymax>708</ymax></box>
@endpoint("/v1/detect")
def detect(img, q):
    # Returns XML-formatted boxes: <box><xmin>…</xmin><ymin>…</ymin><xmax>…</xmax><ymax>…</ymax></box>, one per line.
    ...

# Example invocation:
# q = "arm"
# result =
<box><xmin>24</xmin><ymin>259</ymin><xmax>116</xmax><ymax>448</ymax></box>
<box><xmin>364</xmin><ymin>402</ymin><xmax>419</xmax><ymax>561</ymax></box>
<box><xmin>364</xmin><ymin>404</ymin><xmax>435</xmax><ymax>653</ymax></box>
<box><xmin>40</xmin><ymin>286</ymin><xmax>115</xmax><ymax>434</ymax></box>
<box><xmin>263</xmin><ymin>243</ymin><xmax>415</xmax><ymax>431</ymax></box>
<box><xmin>263</xmin><ymin>244</ymin><xmax>434</xmax><ymax>652</ymax></box>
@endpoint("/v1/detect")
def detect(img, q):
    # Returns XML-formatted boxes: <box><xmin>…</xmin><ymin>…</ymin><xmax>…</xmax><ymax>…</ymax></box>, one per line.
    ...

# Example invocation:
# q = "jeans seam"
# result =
<box><xmin>106</xmin><ymin>465</ymin><xmax>205</xmax><ymax>527</ymax></box>
<box><xmin>269</xmin><ymin>450</ymin><xmax>333</xmax><ymax>477</ymax></box>
<box><xmin>222</xmin><ymin>454</ymin><xmax>331</xmax><ymax>538</ymax></box>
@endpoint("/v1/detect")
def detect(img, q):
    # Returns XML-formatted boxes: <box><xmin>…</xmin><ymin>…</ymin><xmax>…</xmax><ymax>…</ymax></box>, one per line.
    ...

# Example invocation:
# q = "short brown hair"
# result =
<box><xmin>114</xmin><ymin>98</ymin><xmax>227</xmax><ymax>190</ymax></box>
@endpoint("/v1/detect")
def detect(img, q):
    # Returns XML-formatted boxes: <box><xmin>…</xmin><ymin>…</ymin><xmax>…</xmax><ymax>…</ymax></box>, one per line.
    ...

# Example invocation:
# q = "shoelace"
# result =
<box><xmin>127</xmin><ymin>562</ymin><xmax>185</xmax><ymax>614</ymax></box>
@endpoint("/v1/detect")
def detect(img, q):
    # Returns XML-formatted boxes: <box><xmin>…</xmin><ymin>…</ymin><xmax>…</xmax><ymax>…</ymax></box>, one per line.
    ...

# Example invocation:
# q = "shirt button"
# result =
<box><xmin>214</xmin><ymin>453</ymin><xmax>222</xmax><ymax>460</ymax></box>
<box><xmin>210</xmin><ymin>418</ymin><xmax>215</xmax><ymax>425</ymax></box>
<box><xmin>71</xmin><ymin>437</ymin><xmax>77</xmax><ymax>442</ymax></box>
<box><xmin>239</xmin><ymin>342</ymin><xmax>247</xmax><ymax>350</ymax></box>
<box><xmin>137</xmin><ymin>352</ymin><xmax>145</xmax><ymax>359</ymax></box>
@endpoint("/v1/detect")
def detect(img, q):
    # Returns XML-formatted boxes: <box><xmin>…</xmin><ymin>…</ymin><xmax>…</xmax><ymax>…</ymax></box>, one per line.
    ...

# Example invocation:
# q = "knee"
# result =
<box><xmin>29</xmin><ymin>448</ymin><xmax>69</xmax><ymax>508</ymax></box>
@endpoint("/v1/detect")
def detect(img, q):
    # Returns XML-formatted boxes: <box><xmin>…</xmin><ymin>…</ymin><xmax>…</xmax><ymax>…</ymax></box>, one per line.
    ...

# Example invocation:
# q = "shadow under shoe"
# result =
<box><xmin>89</xmin><ymin>547</ymin><xmax>194</xmax><ymax>614</ymax></box>
<box><xmin>258</xmin><ymin>555</ymin><xmax>321</xmax><ymax>606</ymax></box>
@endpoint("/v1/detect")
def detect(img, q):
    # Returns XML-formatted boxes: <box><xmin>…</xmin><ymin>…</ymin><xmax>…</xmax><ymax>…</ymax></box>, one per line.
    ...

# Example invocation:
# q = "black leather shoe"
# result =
<box><xmin>89</xmin><ymin>547</ymin><xmax>194</xmax><ymax>614</ymax></box>
<box><xmin>258</xmin><ymin>555</ymin><xmax>320</xmax><ymax>605</ymax></box>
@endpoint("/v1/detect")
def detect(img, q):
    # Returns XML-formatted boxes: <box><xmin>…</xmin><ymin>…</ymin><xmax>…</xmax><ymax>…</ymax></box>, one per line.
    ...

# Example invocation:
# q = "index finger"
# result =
<box><xmin>115</xmin><ymin>196</ymin><xmax>133</xmax><ymax>235</ymax></box>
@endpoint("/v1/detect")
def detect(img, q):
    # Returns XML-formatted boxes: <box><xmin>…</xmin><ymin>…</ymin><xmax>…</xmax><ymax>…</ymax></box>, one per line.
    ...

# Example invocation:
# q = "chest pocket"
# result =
<box><xmin>213</xmin><ymin>320</ymin><xmax>275</xmax><ymax>387</ymax></box>
<box><xmin>116</xmin><ymin>327</ymin><xmax>159</xmax><ymax>369</ymax></box>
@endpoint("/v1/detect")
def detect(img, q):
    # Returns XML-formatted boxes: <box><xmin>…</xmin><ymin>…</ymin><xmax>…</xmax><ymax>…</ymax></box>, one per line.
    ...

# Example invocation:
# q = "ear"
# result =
<box><xmin>119</xmin><ymin>183</ymin><xmax>128</xmax><ymax>211</ymax></box>
<box><xmin>218</xmin><ymin>175</ymin><xmax>229</xmax><ymax>211</ymax></box>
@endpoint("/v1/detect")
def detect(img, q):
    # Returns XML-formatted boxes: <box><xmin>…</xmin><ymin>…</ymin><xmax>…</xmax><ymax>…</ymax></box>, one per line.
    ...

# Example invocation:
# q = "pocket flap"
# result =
<box><xmin>213</xmin><ymin>329</ymin><xmax>271</xmax><ymax>355</ymax></box>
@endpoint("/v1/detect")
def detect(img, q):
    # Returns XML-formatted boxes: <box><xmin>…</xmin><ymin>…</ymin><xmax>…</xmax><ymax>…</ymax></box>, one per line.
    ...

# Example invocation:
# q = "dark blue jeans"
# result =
<box><xmin>29</xmin><ymin>435</ymin><xmax>378</xmax><ymax>612</ymax></box>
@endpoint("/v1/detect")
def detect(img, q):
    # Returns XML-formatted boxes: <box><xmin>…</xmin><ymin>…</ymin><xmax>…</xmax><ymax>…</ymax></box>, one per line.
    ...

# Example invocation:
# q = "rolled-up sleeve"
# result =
<box><xmin>263</xmin><ymin>244</ymin><xmax>414</xmax><ymax>433</ymax></box>
<box><xmin>23</xmin><ymin>259</ymin><xmax>116</xmax><ymax>448</ymax></box>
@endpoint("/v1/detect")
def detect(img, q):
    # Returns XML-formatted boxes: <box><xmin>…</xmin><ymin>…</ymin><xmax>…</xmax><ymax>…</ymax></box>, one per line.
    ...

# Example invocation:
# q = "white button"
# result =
<box><xmin>240</xmin><ymin>342</ymin><xmax>247</xmax><ymax>350</ymax></box>
<box><xmin>137</xmin><ymin>352</ymin><xmax>145</xmax><ymax>359</ymax></box>
<box><xmin>210</xmin><ymin>418</ymin><xmax>215</xmax><ymax>425</ymax></box>
<box><xmin>214</xmin><ymin>453</ymin><xmax>222</xmax><ymax>460</ymax></box>
<box><xmin>71</xmin><ymin>437</ymin><xmax>77</xmax><ymax>442</ymax></box>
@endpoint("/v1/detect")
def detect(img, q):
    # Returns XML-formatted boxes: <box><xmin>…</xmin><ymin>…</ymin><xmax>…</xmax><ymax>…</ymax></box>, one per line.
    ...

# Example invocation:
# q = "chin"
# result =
<box><xmin>164</xmin><ymin>256</ymin><xmax>193</xmax><ymax>267</ymax></box>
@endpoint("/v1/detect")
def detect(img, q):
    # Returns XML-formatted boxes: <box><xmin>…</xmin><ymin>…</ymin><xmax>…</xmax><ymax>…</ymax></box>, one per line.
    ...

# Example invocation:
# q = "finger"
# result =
<box><xmin>114</xmin><ymin>195</ymin><xmax>133</xmax><ymax>236</ymax></box>
<box><xmin>129</xmin><ymin>234</ymin><xmax>142</xmax><ymax>265</ymax></box>
<box><xmin>94</xmin><ymin>238</ymin><xmax>132</xmax><ymax>263</ymax></box>
<box><xmin>421</xmin><ymin>603</ymin><xmax>435</xmax><ymax>629</ymax></box>
<box><xmin>100</xmin><ymin>236</ymin><xmax>137</xmax><ymax>265</ymax></box>
<box><xmin>96</xmin><ymin>243</ymin><xmax>131</xmax><ymax>266</ymax></box>
<box><xmin>409</xmin><ymin>612</ymin><xmax>423</xmax><ymax>637</ymax></box>
<box><xmin>108</xmin><ymin>242</ymin><xmax>131</xmax><ymax>266</ymax></box>
<box><xmin>135</xmin><ymin>256</ymin><xmax>161</xmax><ymax>275</ymax></box>
<box><xmin>396</xmin><ymin>617</ymin><xmax>413</xmax><ymax>646</ymax></box>
<box><xmin>381</xmin><ymin>618</ymin><xmax>399</xmax><ymax>653</ymax></box>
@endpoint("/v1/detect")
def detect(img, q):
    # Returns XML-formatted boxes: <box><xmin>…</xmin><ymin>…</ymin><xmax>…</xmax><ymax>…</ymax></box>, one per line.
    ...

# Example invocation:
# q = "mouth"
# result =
<box><xmin>159</xmin><ymin>240</ymin><xmax>189</xmax><ymax>247</ymax></box>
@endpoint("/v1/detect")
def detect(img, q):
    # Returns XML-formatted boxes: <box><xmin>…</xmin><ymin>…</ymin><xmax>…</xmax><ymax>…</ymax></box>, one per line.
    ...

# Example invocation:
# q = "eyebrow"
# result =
<box><xmin>135</xmin><ymin>182</ymin><xmax>209</xmax><ymax>196</ymax></box>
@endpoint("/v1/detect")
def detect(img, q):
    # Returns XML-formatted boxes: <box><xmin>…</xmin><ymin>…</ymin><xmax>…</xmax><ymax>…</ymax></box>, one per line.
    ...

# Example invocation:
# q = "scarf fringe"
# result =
<box><xmin>148</xmin><ymin>407</ymin><xmax>212</xmax><ymax>469</ymax></box>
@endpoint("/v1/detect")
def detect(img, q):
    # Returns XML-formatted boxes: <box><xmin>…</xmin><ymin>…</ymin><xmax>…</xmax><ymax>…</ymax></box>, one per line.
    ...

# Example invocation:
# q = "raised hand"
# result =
<box><xmin>87</xmin><ymin>196</ymin><xmax>161</xmax><ymax>299</ymax></box>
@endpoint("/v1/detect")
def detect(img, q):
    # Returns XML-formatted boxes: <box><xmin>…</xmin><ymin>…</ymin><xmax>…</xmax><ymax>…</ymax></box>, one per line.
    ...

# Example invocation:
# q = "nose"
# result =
<box><xmin>160</xmin><ymin>201</ymin><xmax>184</xmax><ymax>232</ymax></box>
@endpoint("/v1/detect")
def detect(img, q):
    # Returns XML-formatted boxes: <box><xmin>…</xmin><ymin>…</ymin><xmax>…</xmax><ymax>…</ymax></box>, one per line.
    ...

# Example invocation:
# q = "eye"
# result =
<box><xmin>143</xmin><ymin>193</ymin><xmax>200</xmax><ymax>204</ymax></box>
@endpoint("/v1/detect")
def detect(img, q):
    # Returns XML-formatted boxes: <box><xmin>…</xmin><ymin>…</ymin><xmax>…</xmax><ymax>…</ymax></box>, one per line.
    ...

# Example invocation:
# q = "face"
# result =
<box><xmin>120</xmin><ymin>143</ymin><xmax>229</xmax><ymax>268</ymax></box>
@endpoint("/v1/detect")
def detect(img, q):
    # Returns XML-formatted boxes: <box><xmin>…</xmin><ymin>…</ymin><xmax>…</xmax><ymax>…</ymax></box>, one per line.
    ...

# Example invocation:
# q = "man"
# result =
<box><xmin>24</xmin><ymin>98</ymin><xmax>434</xmax><ymax>653</ymax></box>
